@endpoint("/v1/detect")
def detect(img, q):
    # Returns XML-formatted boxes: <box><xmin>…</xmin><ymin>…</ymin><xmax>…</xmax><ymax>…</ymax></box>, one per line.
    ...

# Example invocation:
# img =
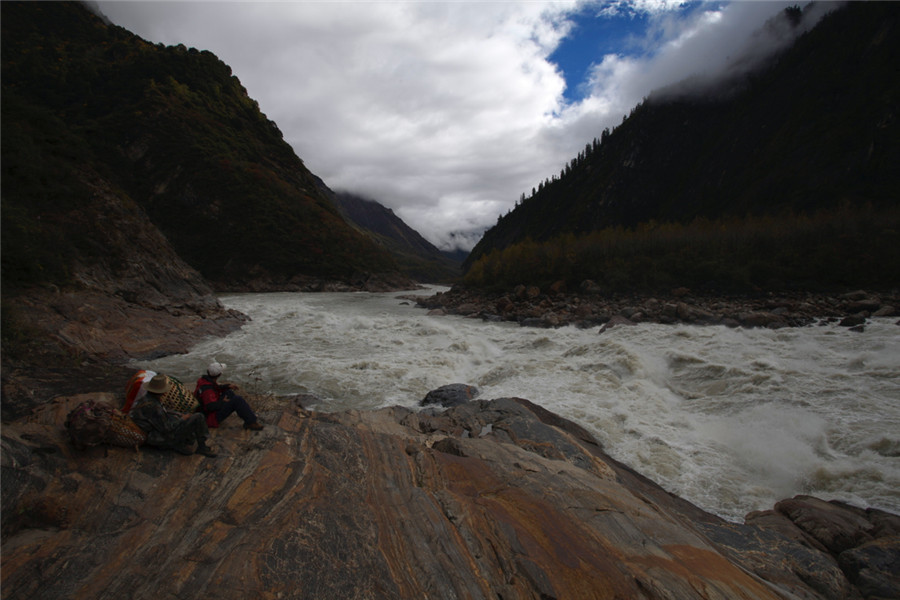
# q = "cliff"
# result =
<box><xmin>2</xmin><ymin>392</ymin><xmax>897</xmax><ymax>599</ymax></box>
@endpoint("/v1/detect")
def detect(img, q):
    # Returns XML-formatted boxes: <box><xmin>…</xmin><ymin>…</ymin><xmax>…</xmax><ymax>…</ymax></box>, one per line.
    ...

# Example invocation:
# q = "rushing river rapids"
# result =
<box><xmin>136</xmin><ymin>287</ymin><xmax>900</xmax><ymax>522</ymax></box>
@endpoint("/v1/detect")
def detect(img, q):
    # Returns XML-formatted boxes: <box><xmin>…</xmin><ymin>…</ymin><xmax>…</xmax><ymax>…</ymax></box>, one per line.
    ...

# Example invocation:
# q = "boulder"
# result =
<box><xmin>839</xmin><ymin>315</ymin><xmax>867</xmax><ymax>327</ymax></box>
<box><xmin>454</xmin><ymin>302</ymin><xmax>480</xmax><ymax>316</ymax></box>
<box><xmin>739</xmin><ymin>311</ymin><xmax>788</xmax><ymax>329</ymax></box>
<box><xmin>420</xmin><ymin>383</ymin><xmax>480</xmax><ymax>408</ymax></box>
<box><xmin>873</xmin><ymin>305</ymin><xmax>896</xmax><ymax>317</ymax></box>
<box><xmin>773</xmin><ymin>496</ymin><xmax>884</xmax><ymax>555</ymax></box>
<box><xmin>598</xmin><ymin>314</ymin><xmax>635</xmax><ymax>334</ymax></box>
<box><xmin>548</xmin><ymin>280</ymin><xmax>567</xmax><ymax>295</ymax></box>
<box><xmin>839</xmin><ymin>537</ymin><xmax>900</xmax><ymax>599</ymax></box>
<box><xmin>579</xmin><ymin>280</ymin><xmax>602</xmax><ymax>295</ymax></box>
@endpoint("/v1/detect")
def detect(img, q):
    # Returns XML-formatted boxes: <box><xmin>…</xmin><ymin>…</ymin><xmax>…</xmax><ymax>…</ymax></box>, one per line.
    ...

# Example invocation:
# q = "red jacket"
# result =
<box><xmin>194</xmin><ymin>376</ymin><xmax>227</xmax><ymax>428</ymax></box>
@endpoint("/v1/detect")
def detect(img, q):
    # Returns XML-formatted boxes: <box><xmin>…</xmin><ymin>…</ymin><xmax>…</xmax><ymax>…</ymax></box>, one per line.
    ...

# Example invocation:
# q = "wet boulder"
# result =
<box><xmin>420</xmin><ymin>383</ymin><xmax>479</xmax><ymax>408</ymax></box>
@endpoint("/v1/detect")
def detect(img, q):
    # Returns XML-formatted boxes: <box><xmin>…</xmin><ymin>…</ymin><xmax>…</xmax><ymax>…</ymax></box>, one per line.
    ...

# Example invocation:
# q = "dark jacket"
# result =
<box><xmin>130</xmin><ymin>395</ymin><xmax>196</xmax><ymax>448</ymax></box>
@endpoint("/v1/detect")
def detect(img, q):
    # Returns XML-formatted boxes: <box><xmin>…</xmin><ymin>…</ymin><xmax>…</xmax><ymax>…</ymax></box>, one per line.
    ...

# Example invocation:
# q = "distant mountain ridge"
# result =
<box><xmin>464</xmin><ymin>2</ymin><xmax>900</xmax><ymax>293</ymax></box>
<box><xmin>333</xmin><ymin>192</ymin><xmax>461</xmax><ymax>283</ymax></box>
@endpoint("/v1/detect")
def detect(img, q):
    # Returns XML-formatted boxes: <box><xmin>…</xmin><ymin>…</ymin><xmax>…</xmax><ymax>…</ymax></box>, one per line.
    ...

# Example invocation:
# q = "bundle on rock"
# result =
<box><xmin>64</xmin><ymin>400</ymin><xmax>147</xmax><ymax>450</ymax></box>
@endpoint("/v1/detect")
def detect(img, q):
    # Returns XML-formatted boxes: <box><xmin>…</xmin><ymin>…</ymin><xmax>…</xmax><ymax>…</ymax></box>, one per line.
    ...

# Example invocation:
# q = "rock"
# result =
<box><xmin>3</xmin><ymin>395</ymin><xmax>898</xmax><ymax>600</ymax></box>
<box><xmin>598</xmin><ymin>314</ymin><xmax>635</xmax><ymax>333</ymax></box>
<box><xmin>739</xmin><ymin>311</ymin><xmax>788</xmax><ymax>329</ymax></box>
<box><xmin>519</xmin><ymin>317</ymin><xmax>554</xmax><ymax>329</ymax></box>
<box><xmin>676</xmin><ymin>302</ymin><xmax>716</xmax><ymax>323</ymax></box>
<box><xmin>579</xmin><ymin>279</ymin><xmax>602</xmax><ymax>295</ymax></box>
<box><xmin>840</xmin><ymin>315</ymin><xmax>867</xmax><ymax>327</ymax></box>
<box><xmin>420</xmin><ymin>383</ymin><xmax>479</xmax><ymax>408</ymax></box>
<box><xmin>774</xmin><ymin>496</ymin><xmax>876</xmax><ymax>555</ymax></box>
<box><xmin>495</xmin><ymin>296</ymin><xmax>515</xmax><ymax>314</ymax></box>
<box><xmin>873</xmin><ymin>305</ymin><xmax>895</xmax><ymax>317</ymax></box>
<box><xmin>454</xmin><ymin>302</ymin><xmax>480</xmax><ymax>316</ymax></box>
<box><xmin>573</xmin><ymin>303</ymin><xmax>594</xmax><ymax>318</ymax></box>
<box><xmin>841</xmin><ymin>290</ymin><xmax>870</xmax><ymax>302</ymax></box>
<box><xmin>845</xmin><ymin>298</ymin><xmax>881</xmax><ymax>313</ymax></box>
<box><xmin>548</xmin><ymin>280</ymin><xmax>567</xmax><ymax>295</ymax></box>
<box><xmin>839</xmin><ymin>537</ymin><xmax>900</xmax><ymax>599</ymax></box>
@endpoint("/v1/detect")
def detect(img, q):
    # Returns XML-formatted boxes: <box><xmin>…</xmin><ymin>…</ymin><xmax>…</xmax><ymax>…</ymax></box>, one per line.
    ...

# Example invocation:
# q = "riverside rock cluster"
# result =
<box><xmin>3</xmin><ymin>387</ymin><xmax>899</xmax><ymax>600</ymax></box>
<box><xmin>409</xmin><ymin>284</ymin><xmax>900</xmax><ymax>332</ymax></box>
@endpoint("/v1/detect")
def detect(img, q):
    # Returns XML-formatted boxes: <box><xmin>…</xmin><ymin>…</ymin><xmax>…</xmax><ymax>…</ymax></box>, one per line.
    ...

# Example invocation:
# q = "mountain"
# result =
<box><xmin>0</xmin><ymin>1</ymin><xmax>421</xmax><ymax>409</ymax></box>
<box><xmin>1</xmin><ymin>1</ymin><xmax>401</xmax><ymax>292</ymax></box>
<box><xmin>332</xmin><ymin>191</ymin><xmax>461</xmax><ymax>283</ymax></box>
<box><xmin>464</xmin><ymin>3</ymin><xmax>900</xmax><ymax>293</ymax></box>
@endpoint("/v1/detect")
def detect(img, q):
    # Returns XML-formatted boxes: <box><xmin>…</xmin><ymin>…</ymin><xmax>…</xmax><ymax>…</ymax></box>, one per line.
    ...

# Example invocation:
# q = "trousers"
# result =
<box><xmin>214</xmin><ymin>389</ymin><xmax>258</xmax><ymax>426</ymax></box>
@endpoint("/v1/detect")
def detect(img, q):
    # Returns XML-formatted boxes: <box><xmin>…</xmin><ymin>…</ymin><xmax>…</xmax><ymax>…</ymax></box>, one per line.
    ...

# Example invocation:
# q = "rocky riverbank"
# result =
<box><xmin>3</xmin><ymin>388</ymin><xmax>899</xmax><ymax>600</ymax></box>
<box><xmin>408</xmin><ymin>284</ymin><xmax>900</xmax><ymax>331</ymax></box>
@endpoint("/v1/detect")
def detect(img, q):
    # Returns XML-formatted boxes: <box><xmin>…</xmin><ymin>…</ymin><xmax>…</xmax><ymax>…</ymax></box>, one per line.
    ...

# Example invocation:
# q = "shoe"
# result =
<box><xmin>243</xmin><ymin>421</ymin><xmax>263</xmax><ymax>431</ymax></box>
<box><xmin>173</xmin><ymin>444</ymin><xmax>194</xmax><ymax>456</ymax></box>
<box><xmin>196</xmin><ymin>442</ymin><xmax>218</xmax><ymax>458</ymax></box>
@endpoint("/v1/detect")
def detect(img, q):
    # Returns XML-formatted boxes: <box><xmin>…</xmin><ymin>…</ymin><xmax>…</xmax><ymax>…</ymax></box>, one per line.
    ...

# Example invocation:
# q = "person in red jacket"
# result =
<box><xmin>194</xmin><ymin>362</ymin><xmax>263</xmax><ymax>430</ymax></box>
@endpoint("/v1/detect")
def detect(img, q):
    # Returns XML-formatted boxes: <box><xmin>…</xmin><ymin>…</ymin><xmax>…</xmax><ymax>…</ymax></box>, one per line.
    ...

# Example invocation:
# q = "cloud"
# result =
<box><xmin>95</xmin><ymin>1</ymin><xmax>808</xmax><ymax>251</ymax></box>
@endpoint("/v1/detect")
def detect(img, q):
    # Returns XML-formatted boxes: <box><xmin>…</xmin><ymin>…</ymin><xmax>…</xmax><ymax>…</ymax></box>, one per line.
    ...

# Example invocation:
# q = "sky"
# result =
<box><xmin>93</xmin><ymin>0</ymin><xmax>834</xmax><ymax>251</ymax></box>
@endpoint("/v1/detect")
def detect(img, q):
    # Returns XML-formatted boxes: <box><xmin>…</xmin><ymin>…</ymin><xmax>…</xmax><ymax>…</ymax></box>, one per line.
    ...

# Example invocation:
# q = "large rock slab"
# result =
<box><xmin>2</xmin><ymin>394</ymin><xmax>896</xmax><ymax>599</ymax></box>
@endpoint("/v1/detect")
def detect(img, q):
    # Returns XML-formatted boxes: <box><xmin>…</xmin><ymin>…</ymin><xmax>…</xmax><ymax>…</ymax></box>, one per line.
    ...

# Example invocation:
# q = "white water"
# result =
<box><xmin>136</xmin><ymin>287</ymin><xmax>900</xmax><ymax>522</ymax></box>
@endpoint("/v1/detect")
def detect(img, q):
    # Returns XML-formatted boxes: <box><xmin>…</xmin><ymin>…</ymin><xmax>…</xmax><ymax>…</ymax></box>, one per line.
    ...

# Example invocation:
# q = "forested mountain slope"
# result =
<box><xmin>2</xmin><ymin>1</ymin><xmax>399</xmax><ymax>292</ymax></box>
<box><xmin>465</xmin><ymin>2</ymin><xmax>900</xmax><ymax>293</ymax></box>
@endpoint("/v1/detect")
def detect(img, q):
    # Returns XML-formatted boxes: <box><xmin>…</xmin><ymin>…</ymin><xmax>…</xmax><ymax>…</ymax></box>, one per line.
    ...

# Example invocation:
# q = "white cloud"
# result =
<box><xmin>95</xmin><ymin>1</ymin><xmax>806</xmax><ymax>251</ymax></box>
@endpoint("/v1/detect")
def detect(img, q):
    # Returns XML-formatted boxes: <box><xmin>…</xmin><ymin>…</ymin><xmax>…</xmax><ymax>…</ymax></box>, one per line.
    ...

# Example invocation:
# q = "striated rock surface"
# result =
<box><xmin>3</xmin><ymin>393</ymin><xmax>897</xmax><ymax>600</ymax></box>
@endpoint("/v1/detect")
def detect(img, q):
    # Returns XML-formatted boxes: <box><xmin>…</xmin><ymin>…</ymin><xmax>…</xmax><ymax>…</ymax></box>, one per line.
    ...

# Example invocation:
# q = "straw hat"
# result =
<box><xmin>146</xmin><ymin>374</ymin><xmax>172</xmax><ymax>395</ymax></box>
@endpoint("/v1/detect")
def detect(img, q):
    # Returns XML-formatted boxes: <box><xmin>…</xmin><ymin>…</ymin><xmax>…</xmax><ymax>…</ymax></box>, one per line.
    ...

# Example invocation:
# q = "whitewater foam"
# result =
<box><xmin>135</xmin><ymin>288</ymin><xmax>900</xmax><ymax>521</ymax></box>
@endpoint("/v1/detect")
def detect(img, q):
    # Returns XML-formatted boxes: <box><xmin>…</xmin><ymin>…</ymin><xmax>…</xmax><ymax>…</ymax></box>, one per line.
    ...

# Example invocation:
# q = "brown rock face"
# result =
<box><xmin>2</xmin><ymin>395</ymin><xmax>896</xmax><ymax>599</ymax></box>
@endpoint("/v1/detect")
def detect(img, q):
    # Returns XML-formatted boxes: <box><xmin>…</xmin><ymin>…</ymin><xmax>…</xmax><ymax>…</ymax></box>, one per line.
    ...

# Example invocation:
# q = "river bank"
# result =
<box><xmin>408</xmin><ymin>284</ymin><xmax>900</xmax><ymax>331</ymax></box>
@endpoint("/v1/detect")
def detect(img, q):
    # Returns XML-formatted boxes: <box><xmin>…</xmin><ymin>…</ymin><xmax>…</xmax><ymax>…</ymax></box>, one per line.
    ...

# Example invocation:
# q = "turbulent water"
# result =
<box><xmin>136</xmin><ymin>287</ymin><xmax>900</xmax><ymax>522</ymax></box>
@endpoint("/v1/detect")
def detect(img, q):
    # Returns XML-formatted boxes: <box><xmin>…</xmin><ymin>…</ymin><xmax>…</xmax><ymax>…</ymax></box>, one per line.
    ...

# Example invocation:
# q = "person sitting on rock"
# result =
<box><xmin>131</xmin><ymin>374</ymin><xmax>218</xmax><ymax>457</ymax></box>
<box><xmin>194</xmin><ymin>362</ymin><xmax>263</xmax><ymax>431</ymax></box>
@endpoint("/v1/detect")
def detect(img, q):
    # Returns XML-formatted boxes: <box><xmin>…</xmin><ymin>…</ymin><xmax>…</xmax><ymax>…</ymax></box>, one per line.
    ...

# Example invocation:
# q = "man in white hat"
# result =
<box><xmin>131</xmin><ymin>374</ymin><xmax>217</xmax><ymax>457</ymax></box>
<box><xmin>194</xmin><ymin>361</ymin><xmax>263</xmax><ymax>431</ymax></box>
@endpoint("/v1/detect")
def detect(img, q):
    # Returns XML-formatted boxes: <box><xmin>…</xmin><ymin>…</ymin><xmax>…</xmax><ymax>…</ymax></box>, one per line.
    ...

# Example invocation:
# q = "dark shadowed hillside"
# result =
<box><xmin>0</xmin><ymin>1</ymin><xmax>415</xmax><ymax>409</ymax></box>
<box><xmin>465</xmin><ymin>3</ymin><xmax>900</xmax><ymax>293</ymax></box>
<box><xmin>1</xmin><ymin>1</ymin><xmax>400</xmax><ymax>292</ymax></box>
<box><xmin>333</xmin><ymin>192</ymin><xmax>461</xmax><ymax>283</ymax></box>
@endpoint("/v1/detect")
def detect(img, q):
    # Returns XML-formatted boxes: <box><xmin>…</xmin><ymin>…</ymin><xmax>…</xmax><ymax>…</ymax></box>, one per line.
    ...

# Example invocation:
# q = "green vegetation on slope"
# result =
<box><xmin>465</xmin><ymin>3</ymin><xmax>900</xmax><ymax>294</ymax></box>
<box><xmin>2</xmin><ymin>1</ymin><xmax>396</xmax><ymax>290</ymax></box>
<box><xmin>465</xmin><ymin>205</ymin><xmax>900</xmax><ymax>293</ymax></box>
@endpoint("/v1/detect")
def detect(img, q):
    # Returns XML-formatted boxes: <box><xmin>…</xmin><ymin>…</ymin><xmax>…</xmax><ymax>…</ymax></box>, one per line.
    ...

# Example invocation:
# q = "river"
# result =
<box><xmin>135</xmin><ymin>287</ymin><xmax>900</xmax><ymax>522</ymax></box>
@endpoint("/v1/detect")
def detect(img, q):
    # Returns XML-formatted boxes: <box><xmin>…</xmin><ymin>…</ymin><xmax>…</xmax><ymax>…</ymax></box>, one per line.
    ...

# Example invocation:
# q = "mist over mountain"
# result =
<box><xmin>464</xmin><ymin>2</ymin><xmax>900</xmax><ymax>294</ymax></box>
<box><xmin>332</xmin><ymin>191</ymin><xmax>461</xmax><ymax>283</ymax></box>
